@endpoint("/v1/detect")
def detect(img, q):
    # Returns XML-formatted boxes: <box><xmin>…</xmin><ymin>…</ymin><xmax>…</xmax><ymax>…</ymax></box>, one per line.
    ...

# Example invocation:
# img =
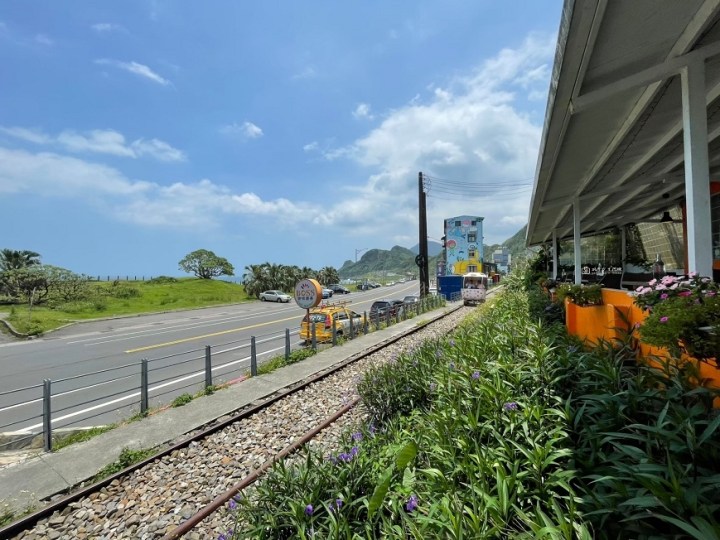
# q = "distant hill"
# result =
<box><xmin>337</xmin><ymin>226</ymin><xmax>531</xmax><ymax>279</ymax></box>
<box><xmin>409</xmin><ymin>241</ymin><xmax>443</xmax><ymax>257</ymax></box>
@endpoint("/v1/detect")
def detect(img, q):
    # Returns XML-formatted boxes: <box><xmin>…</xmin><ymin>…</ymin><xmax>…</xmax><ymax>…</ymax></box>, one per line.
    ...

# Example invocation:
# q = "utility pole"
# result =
<box><xmin>416</xmin><ymin>172</ymin><xmax>430</xmax><ymax>297</ymax></box>
<box><xmin>355</xmin><ymin>248</ymin><xmax>368</xmax><ymax>263</ymax></box>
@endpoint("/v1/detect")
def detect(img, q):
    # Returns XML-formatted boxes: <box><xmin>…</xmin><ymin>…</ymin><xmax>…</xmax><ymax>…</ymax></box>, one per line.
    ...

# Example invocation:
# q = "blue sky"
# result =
<box><xmin>0</xmin><ymin>1</ymin><xmax>562</xmax><ymax>278</ymax></box>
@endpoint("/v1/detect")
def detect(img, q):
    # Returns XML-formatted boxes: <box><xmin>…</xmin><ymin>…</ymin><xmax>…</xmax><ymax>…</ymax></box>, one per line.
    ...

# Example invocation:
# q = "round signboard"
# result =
<box><xmin>294</xmin><ymin>278</ymin><xmax>322</xmax><ymax>309</ymax></box>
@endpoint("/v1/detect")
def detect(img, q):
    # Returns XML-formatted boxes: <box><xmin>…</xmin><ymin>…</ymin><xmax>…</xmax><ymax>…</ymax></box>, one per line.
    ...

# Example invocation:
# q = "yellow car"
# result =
<box><xmin>300</xmin><ymin>301</ymin><xmax>364</xmax><ymax>343</ymax></box>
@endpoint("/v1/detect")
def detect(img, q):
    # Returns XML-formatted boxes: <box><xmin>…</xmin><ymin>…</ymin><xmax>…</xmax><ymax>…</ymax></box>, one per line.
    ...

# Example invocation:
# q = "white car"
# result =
<box><xmin>259</xmin><ymin>290</ymin><xmax>292</xmax><ymax>303</ymax></box>
<box><xmin>322</xmin><ymin>288</ymin><xmax>333</xmax><ymax>299</ymax></box>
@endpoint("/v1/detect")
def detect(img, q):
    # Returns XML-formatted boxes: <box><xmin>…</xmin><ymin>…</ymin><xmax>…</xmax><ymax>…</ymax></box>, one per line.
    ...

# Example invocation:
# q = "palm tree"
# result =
<box><xmin>0</xmin><ymin>249</ymin><xmax>41</xmax><ymax>272</ymax></box>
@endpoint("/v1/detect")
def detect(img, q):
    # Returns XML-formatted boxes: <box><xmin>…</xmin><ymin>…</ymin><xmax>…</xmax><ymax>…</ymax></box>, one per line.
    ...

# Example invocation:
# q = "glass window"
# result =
<box><xmin>468</xmin><ymin>232</ymin><xmax>477</xmax><ymax>242</ymax></box>
<box><xmin>468</xmin><ymin>265</ymin><xmax>477</xmax><ymax>272</ymax></box>
<box><xmin>455</xmin><ymin>220</ymin><xmax>461</xmax><ymax>226</ymax></box>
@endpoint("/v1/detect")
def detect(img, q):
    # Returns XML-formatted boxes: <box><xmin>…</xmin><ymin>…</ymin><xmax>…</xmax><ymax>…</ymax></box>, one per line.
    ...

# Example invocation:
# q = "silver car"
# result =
<box><xmin>259</xmin><ymin>290</ymin><xmax>292</xmax><ymax>303</ymax></box>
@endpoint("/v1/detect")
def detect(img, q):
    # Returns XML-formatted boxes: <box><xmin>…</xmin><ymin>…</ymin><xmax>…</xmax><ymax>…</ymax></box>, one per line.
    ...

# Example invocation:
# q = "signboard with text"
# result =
<box><xmin>294</xmin><ymin>278</ymin><xmax>322</xmax><ymax>309</ymax></box>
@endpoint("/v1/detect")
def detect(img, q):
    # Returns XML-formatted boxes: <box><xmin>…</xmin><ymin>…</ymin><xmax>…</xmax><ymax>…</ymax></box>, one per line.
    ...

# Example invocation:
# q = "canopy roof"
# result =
<box><xmin>528</xmin><ymin>0</ymin><xmax>720</xmax><ymax>246</ymax></box>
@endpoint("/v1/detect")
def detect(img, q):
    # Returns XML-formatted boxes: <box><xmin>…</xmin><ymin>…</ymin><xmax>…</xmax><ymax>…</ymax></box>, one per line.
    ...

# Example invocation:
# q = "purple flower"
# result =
<box><xmin>228</xmin><ymin>499</ymin><xmax>237</xmax><ymax>510</ymax></box>
<box><xmin>369</xmin><ymin>423</ymin><xmax>376</xmax><ymax>435</ymax></box>
<box><xmin>660</xmin><ymin>316</ymin><xmax>669</xmax><ymax>323</ymax></box>
<box><xmin>352</xmin><ymin>432</ymin><xmax>363</xmax><ymax>442</ymax></box>
<box><xmin>679</xmin><ymin>290</ymin><xmax>692</xmax><ymax>297</ymax></box>
<box><xmin>305</xmin><ymin>504</ymin><xmax>314</xmax><ymax>516</ymax></box>
<box><xmin>448</xmin><ymin>362</ymin><xmax>455</xmax><ymax>370</ymax></box>
<box><xmin>660</xmin><ymin>293</ymin><xmax>669</xmax><ymax>300</ymax></box>
<box><xmin>218</xmin><ymin>535</ymin><xmax>226</xmax><ymax>540</ymax></box>
<box><xmin>350</xmin><ymin>446</ymin><xmax>359</xmax><ymax>457</ymax></box>
<box><xmin>503</xmin><ymin>402</ymin><xmax>518</xmax><ymax>411</ymax></box>
<box><xmin>405</xmin><ymin>494</ymin><xmax>419</xmax><ymax>512</ymax></box>
<box><xmin>435</xmin><ymin>349</ymin><xmax>443</xmax><ymax>359</ymax></box>
<box><xmin>472</xmin><ymin>371</ymin><xmax>480</xmax><ymax>380</ymax></box>
<box><xmin>330</xmin><ymin>498</ymin><xmax>344</xmax><ymax>513</ymax></box>
<box><xmin>449</xmin><ymin>339</ymin><xmax>456</xmax><ymax>347</ymax></box>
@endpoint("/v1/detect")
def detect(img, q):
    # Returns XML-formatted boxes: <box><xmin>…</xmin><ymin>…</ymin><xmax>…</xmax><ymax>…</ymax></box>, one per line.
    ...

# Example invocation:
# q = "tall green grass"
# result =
<box><xmin>224</xmin><ymin>275</ymin><xmax>720</xmax><ymax>539</ymax></box>
<box><xmin>6</xmin><ymin>278</ymin><xmax>249</xmax><ymax>334</ymax></box>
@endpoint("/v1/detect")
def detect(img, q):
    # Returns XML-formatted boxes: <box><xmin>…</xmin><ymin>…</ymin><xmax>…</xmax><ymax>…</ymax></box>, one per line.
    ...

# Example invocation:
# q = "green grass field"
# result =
<box><xmin>3</xmin><ymin>278</ymin><xmax>251</xmax><ymax>335</ymax></box>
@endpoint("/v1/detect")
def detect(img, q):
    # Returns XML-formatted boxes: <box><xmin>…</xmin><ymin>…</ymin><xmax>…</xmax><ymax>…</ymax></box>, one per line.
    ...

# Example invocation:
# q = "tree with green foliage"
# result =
<box><xmin>178</xmin><ymin>249</ymin><xmax>234</xmax><ymax>279</ymax></box>
<box><xmin>0</xmin><ymin>249</ymin><xmax>41</xmax><ymax>272</ymax></box>
<box><xmin>316</xmin><ymin>266</ymin><xmax>340</xmax><ymax>285</ymax></box>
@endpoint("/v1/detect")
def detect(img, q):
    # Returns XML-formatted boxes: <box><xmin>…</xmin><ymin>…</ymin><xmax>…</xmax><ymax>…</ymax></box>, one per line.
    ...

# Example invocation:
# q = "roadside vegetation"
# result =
<box><xmin>223</xmin><ymin>264</ymin><xmax>720</xmax><ymax>539</ymax></box>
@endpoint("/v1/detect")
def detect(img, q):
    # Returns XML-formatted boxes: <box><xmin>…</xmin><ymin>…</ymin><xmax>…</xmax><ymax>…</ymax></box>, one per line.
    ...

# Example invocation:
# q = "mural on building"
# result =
<box><xmin>442</xmin><ymin>215</ymin><xmax>484</xmax><ymax>275</ymax></box>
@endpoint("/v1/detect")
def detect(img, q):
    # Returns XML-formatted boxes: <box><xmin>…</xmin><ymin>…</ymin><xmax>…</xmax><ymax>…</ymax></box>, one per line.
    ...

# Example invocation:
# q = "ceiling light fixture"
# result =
<box><xmin>660</xmin><ymin>211</ymin><xmax>673</xmax><ymax>223</ymax></box>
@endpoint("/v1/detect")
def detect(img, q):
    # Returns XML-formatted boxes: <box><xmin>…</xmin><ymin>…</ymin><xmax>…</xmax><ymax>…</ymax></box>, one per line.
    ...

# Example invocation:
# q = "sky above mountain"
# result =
<box><xmin>0</xmin><ymin>1</ymin><xmax>562</xmax><ymax>277</ymax></box>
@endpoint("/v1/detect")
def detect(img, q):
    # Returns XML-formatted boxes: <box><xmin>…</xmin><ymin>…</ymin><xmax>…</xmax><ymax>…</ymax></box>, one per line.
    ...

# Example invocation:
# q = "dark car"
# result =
<box><xmin>329</xmin><ymin>284</ymin><xmax>351</xmax><ymax>294</ymax></box>
<box><xmin>369</xmin><ymin>299</ymin><xmax>405</xmax><ymax>319</ymax></box>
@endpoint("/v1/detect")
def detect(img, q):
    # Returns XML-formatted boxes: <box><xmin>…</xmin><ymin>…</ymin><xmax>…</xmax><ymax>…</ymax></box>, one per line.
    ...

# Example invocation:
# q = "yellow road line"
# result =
<box><xmin>125</xmin><ymin>315</ymin><xmax>300</xmax><ymax>353</ymax></box>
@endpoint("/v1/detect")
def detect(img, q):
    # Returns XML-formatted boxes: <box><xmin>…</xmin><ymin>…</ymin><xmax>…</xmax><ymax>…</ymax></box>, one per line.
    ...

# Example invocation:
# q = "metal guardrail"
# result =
<box><xmin>0</xmin><ymin>295</ymin><xmax>447</xmax><ymax>452</ymax></box>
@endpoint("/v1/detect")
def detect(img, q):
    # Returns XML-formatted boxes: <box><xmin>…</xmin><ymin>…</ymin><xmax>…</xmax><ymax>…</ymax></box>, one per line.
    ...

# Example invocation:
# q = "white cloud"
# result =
<box><xmin>1</xmin><ymin>126</ymin><xmax>186</xmax><ymax>162</ymax></box>
<box><xmin>0</xmin><ymin>146</ymin><xmax>314</xmax><ymax>229</ymax></box>
<box><xmin>95</xmin><ymin>59</ymin><xmax>171</xmax><ymax>86</ymax></box>
<box><xmin>298</xmin><ymin>32</ymin><xmax>554</xmax><ymax>244</ymax></box>
<box><xmin>292</xmin><ymin>66</ymin><xmax>317</xmax><ymax>80</ymax></box>
<box><xmin>91</xmin><ymin>23</ymin><xmax>124</xmax><ymax>33</ymax></box>
<box><xmin>352</xmin><ymin>103</ymin><xmax>374</xmax><ymax>120</ymax></box>
<box><xmin>0</xmin><ymin>126</ymin><xmax>51</xmax><ymax>144</ymax></box>
<box><xmin>220</xmin><ymin>121</ymin><xmax>264</xmax><ymax>140</ymax></box>
<box><xmin>0</xmin><ymin>34</ymin><xmax>554</xmax><ymax>245</ymax></box>
<box><xmin>131</xmin><ymin>138</ymin><xmax>186</xmax><ymax>161</ymax></box>
<box><xmin>34</xmin><ymin>34</ymin><xmax>53</xmax><ymax>46</ymax></box>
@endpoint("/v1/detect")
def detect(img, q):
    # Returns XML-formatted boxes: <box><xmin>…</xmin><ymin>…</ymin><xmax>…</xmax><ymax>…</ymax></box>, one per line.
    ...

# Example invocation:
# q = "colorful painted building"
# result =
<box><xmin>442</xmin><ymin>215</ymin><xmax>484</xmax><ymax>275</ymax></box>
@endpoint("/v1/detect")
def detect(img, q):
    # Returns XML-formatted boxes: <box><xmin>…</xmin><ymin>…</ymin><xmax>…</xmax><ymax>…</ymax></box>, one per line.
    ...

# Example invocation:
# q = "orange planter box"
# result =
<box><xmin>563</xmin><ymin>287</ymin><xmax>720</xmax><ymax>402</ymax></box>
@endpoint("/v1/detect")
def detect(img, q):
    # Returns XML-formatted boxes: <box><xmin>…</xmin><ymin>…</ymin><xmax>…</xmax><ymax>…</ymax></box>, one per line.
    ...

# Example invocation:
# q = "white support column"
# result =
<box><xmin>573</xmin><ymin>198</ymin><xmax>582</xmax><ymax>284</ymax></box>
<box><xmin>680</xmin><ymin>57</ymin><xmax>713</xmax><ymax>276</ymax></box>
<box><xmin>621</xmin><ymin>226</ymin><xmax>627</xmax><ymax>270</ymax></box>
<box><xmin>552</xmin><ymin>230</ymin><xmax>558</xmax><ymax>280</ymax></box>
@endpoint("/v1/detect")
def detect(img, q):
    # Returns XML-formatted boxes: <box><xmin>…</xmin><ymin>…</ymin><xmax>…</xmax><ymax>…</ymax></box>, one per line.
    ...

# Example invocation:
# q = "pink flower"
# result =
<box><xmin>656</xmin><ymin>284</ymin><xmax>667</xmax><ymax>290</ymax></box>
<box><xmin>660</xmin><ymin>316</ymin><xmax>669</xmax><ymax>323</ymax></box>
<box><xmin>706</xmin><ymin>291</ymin><xmax>717</xmax><ymax>297</ymax></box>
<box><xmin>689</xmin><ymin>271</ymin><xmax>698</xmax><ymax>278</ymax></box>
<box><xmin>678</xmin><ymin>291</ymin><xmax>692</xmax><ymax>297</ymax></box>
<box><xmin>648</xmin><ymin>279</ymin><xmax>657</xmax><ymax>286</ymax></box>
<box><xmin>660</xmin><ymin>293</ymin><xmax>668</xmax><ymax>299</ymax></box>
<box><xmin>634</xmin><ymin>322</ymin><xmax>641</xmax><ymax>328</ymax></box>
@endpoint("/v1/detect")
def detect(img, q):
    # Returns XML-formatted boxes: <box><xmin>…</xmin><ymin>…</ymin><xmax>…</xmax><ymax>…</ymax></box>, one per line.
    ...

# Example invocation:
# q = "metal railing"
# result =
<box><xmin>0</xmin><ymin>294</ymin><xmax>446</xmax><ymax>452</ymax></box>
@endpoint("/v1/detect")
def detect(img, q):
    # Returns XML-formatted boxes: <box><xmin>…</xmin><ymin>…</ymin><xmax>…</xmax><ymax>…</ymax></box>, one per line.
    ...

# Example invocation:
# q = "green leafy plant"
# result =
<box><xmin>93</xmin><ymin>447</ymin><xmax>156</xmax><ymax>481</ymax></box>
<box><xmin>634</xmin><ymin>273</ymin><xmax>720</xmax><ymax>361</ymax></box>
<box><xmin>556</xmin><ymin>283</ymin><xmax>602</xmax><ymax>306</ymax></box>
<box><xmin>171</xmin><ymin>392</ymin><xmax>193</xmax><ymax>407</ymax></box>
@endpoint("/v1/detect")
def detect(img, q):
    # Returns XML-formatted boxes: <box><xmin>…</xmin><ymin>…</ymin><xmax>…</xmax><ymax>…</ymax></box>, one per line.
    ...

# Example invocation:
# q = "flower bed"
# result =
<box><xmin>220</xmin><ymin>274</ymin><xmax>720</xmax><ymax>539</ymax></box>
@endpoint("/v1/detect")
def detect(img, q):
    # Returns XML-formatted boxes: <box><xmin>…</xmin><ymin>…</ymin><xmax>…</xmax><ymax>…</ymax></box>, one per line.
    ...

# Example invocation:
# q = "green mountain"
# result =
<box><xmin>338</xmin><ymin>225</ymin><xmax>531</xmax><ymax>279</ymax></box>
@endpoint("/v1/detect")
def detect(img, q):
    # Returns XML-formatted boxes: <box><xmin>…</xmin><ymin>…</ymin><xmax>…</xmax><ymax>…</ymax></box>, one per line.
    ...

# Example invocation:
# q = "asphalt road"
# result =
<box><xmin>0</xmin><ymin>282</ymin><xmax>419</xmax><ymax>436</ymax></box>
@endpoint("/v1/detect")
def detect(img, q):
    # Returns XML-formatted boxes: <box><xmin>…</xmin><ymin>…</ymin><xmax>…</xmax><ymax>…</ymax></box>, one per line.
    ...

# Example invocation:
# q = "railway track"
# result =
<box><xmin>2</xmin><ymin>305</ymin><xmax>475</xmax><ymax>539</ymax></box>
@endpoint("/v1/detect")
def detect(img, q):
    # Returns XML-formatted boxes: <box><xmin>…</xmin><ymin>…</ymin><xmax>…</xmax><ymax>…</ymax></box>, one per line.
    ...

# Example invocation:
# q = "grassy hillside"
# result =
<box><xmin>4</xmin><ymin>278</ymin><xmax>249</xmax><ymax>335</ymax></box>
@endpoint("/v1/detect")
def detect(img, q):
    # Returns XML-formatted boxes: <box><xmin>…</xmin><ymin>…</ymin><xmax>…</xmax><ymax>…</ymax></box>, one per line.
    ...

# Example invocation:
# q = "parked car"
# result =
<box><xmin>369</xmin><ymin>299</ymin><xmax>405</xmax><ymax>319</ymax></box>
<box><xmin>403</xmin><ymin>295</ymin><xmax>419</xmax><ymax>305</ymax></box>
<box><xmin>322</xmin><ymin>288</ymin><xmax>333</xmax><ymax>299</ymax></box>
<box><xmin>259</xmin><ymin>290</ymin><xmax>292</xmax><ymax>303</ymax></box>
<box><xmin>328</xmin><ymin>284</ymin><xmax>351</xmax><ymax>294</ymax></box>
<box><xmin>300</xmin><ymin>302</ymin><xmax>364</xmax><ymax>343</ymax></box>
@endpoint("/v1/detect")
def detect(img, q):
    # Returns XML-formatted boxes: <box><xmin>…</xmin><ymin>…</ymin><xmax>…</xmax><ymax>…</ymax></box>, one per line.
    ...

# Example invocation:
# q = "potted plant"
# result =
<box><xmin>633</xmin><ymin>273</ymin><xmax>720</xmax><ymax>365</ymax></box>
<box><xmin>556</xmin><ymin>283</ymin><xmax>603</xmax><ymax>306</ymax></box>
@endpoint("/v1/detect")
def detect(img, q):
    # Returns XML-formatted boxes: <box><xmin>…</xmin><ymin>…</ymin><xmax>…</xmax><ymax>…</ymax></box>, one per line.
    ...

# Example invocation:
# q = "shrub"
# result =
<box><xmin>147</xmin><ymin>276</ymin><xmax>178</xmax><ymax>284</ymax></box>
<box><xmin>556</xmin><ymin>283</ymin><xmax>602</xmax><ymax>306</ymax></box>
<box><xmin>171</xmin><ymin>393</ymin><xmax>193</xmax><ymax>407</ymax></box>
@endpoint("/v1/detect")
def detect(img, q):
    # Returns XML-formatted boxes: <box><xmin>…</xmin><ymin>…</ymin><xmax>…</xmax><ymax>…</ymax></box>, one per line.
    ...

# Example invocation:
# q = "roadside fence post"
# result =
<box><xmin>141</xmin><ymin>359</ymin><xmax>149</xmax><ymax>415</ymax></box>
<box><xmin>42</xmin><ymin>379</ymin><xmax>52</xmax><ymax>452</ymax></box>
<box><xmin>332</xmin><ymin>317</ymin><xmax>337</xmax><ymax>346</ymax></box>
<box><xmin>363</xmin><ymin>312</ymin><xmax>368</xmax><ymax>334</ymax></box>
<box><xmin>285</xmin><ymin>328</ymin><xmax>290</xmax><ymax>362</ymax></box>
<box><xmin>311</xmin><ymin>323</ymin><xmax>317</xmax><ymax>350</ymax></box>
<box><xmin>350</xmin><ymin>317</ymin><xmax>355</xmax><ymax>339</ymax></box>
<box><xmin>250</xmin><ymin>337</ymin><xmax>258</xmax><ymax>377</ymax></box>
<box><xmin>386</xmin><ymin>310</ymin><xmax>391</xmax><ymax>328</ymax></box>
<box><xmin>204</xmin><ymin>345</ymin><xmax>212</xmax><ymax>389</ymax></box>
